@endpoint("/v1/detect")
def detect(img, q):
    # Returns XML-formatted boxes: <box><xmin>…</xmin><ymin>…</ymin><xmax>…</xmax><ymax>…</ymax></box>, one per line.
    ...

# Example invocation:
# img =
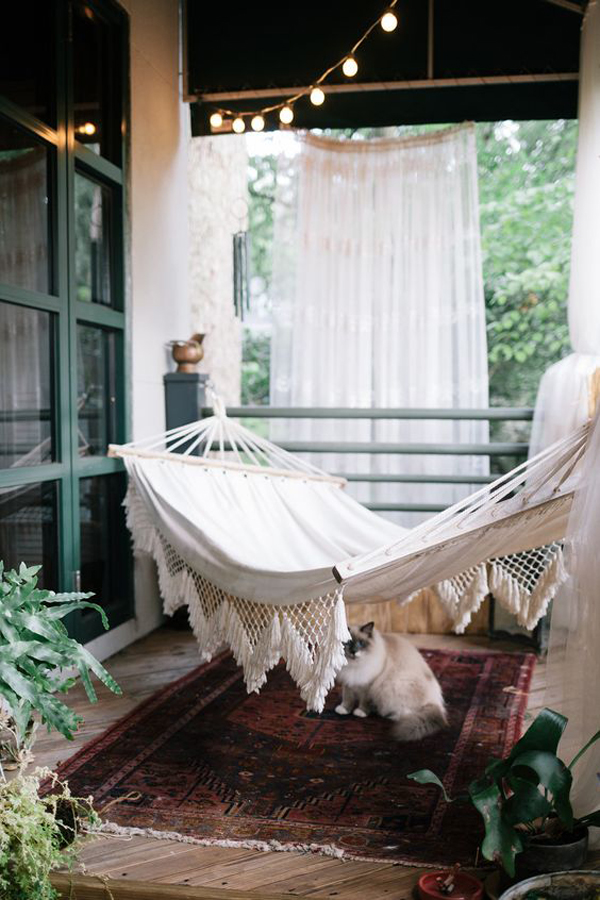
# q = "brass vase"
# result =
<box><xmin>171</xmin><ymin>333</ymin><xmax>205</xmax><ymax>373</ymax></box>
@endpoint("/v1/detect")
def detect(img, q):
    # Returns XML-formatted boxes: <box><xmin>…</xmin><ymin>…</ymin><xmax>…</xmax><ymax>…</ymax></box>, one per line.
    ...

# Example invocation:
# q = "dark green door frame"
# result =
<box><xmin>0</xmin><ymin>0</ymin><xmax>132</xmax><ymax>643</ymax></box>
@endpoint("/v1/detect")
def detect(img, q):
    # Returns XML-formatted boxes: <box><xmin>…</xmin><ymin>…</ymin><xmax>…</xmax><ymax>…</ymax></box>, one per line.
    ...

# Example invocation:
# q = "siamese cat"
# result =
<box><xmin>335</xmin><ymin>622</ymin><xmax>447</xmax><ymax>741</ymax></box>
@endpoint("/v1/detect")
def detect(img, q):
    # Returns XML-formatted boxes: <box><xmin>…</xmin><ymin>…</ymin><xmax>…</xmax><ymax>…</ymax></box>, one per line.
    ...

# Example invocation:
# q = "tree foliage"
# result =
<box><xmin>477</xmin><ymin>120</ymin><xmax>577</xmax><ymax>407</ymax></box>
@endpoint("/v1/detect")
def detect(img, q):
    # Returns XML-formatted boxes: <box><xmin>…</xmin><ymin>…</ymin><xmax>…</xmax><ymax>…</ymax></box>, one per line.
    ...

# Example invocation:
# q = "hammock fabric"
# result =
<box><xmin>109</xmin><ymin>405</ymin><xmax>588</xmax><ymax>711</ymax></box>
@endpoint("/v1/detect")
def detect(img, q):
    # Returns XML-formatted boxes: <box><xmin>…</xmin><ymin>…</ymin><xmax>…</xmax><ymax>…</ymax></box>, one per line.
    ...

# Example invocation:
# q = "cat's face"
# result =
<box><xmin>343</xmin><ymin>622</ymin><xmax>375</xmax><ymax>660</ymax></box>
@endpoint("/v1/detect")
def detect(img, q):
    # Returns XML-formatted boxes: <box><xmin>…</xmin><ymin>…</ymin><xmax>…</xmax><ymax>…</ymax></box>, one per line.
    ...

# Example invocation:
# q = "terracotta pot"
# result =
<box><xmin>418</xmin><ymin>870</ymin><xmax>484</xmax><ymax>900</ymax></box>
<box><xmin>171</xmin><ymin>333</ymin><xmax>205</xmax><ymax>372</ymax></box>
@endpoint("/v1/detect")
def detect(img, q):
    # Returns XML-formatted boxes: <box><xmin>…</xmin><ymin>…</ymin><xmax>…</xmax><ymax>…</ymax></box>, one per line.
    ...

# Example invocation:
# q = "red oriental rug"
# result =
<box><xmin>54</xmin><ymin>648</ymin><xmax>535</xmax><ymax>867</ymax></box>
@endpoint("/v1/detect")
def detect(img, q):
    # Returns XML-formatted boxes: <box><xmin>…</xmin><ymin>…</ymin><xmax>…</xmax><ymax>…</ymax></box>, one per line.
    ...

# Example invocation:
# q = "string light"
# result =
<box><xmin>310</xmin><ymin>87</ymin><xmax>325</xmax><ymax>106</ymax></box>
<box><xmin>279</xmin><ymin>105</ymin><xmax>294</xmax><ymax>125</ymax></box>
<box><xmin>380</xmin><ymin>9</ymin><xmax>398</xmax><ymax>32</ymax></box>
<box><xmin>342</xmin><ymin>56</ymin><xmax>358</xmax><ymax>77</ymax></box>
<box><xmin>208</xmin><ymin>0</ymin><xmax>398</xmax><ymax>132</ymax></box>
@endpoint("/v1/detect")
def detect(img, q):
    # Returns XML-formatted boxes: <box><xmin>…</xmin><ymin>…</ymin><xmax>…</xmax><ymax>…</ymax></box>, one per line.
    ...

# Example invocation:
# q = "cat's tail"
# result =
<box><xmin>390</xmin><ymin>704</ymin><xmax>447</xmax><ymax>742</ymax></box>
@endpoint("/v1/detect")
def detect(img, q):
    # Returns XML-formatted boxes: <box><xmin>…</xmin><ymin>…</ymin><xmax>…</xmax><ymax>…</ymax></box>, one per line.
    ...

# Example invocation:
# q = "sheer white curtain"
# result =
<box><xmin>270</xmin><ymin>126</ymin><xmax>488</xmax><ymax>525</ymax></box>
<box><xmin>530</xmin><ymin>0</ymin><xmax>600</xmax><ymax>456</ymax></box>
<box><xmin>543</xmin><ymin>1</ymin><xmax>600</xmax><ymax>838</ymax></box>
<box><xmin>544</xmin><ymin>404</ymin><xmax>600</xmax><ymax>831</ymax></box>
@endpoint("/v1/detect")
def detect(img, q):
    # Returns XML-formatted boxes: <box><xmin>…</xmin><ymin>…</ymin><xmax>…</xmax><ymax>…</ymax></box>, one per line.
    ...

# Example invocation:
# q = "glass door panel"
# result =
<box><xmin>0</xmin><ymin>302</ymin><xmax>55</xmax><ymax>469</ymax></box>
<box><xmin>74</xmin><ymin>172</ymin><xmax>115</xmax><ymax>306</ymax></box>
<box><xmin>72</xmin><ymin>0</ymin><xmax>123</xmax><ymax>164</ymax></box>
<box><xmin>0</xmin><ymin>3</ymin><xmax>57</xmax><ymax>128</ymax></box>
<box><xmin>0</xmin><ymin>116</ymin><xmax>54</xmax><ymax>294</ymax></box>
<box><xmin>0</xmin><ymin>480</ymin><xmax>59</xmax><ymax>588</ymax></box>
<box><xmin>79</xmin><ymin>473</ymin><xmax>132</xmax><ymax>639</ymax></box>
<box><xmin>77</xmin><ymin>324</ymin><xmax>117</xmax><ymax>456</ymax></box>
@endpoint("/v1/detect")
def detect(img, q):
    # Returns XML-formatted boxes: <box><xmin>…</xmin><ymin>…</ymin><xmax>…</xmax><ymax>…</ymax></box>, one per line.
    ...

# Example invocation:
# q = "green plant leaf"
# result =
<box><xmin>508</xmin><ymin>708</ymin><xmax>568</xmax><ymax>760</ymax></box>
<box><xmin>510</xmin><ymin>750</ymin><xmax>573</xmax><ymax>831</ymax></box>
<box><xmin>502</xmin><ymin>776</ymin><xmax>552</xmax><ymax>826</ymax></box>
<box><xmin>576</xmin><ymin>810</ymin><xmax>600</xmax><ymax>829</ymax></box>
<box><xmin>406</xmin><ymin>769</ymin><xmax>455</xmax><ymax>804</ymax></box>
<box><xmin>42</xmin><ymin>600</ymin><xmax>109</xmax><ymax>629</ymax></box>
<box><xmin>69</xmin><ymin>644</ymin><xmax>123</xmax><ymax>697</ymax></box>
<box><xmin>568</xmin><ymin>727</ymin><xmax>600</xmax><ymax>770</ymax></box>
<box><xmin>469</xmin><ymin>780</ymin><xmax>523</xmax><ymax>876</ymax></box>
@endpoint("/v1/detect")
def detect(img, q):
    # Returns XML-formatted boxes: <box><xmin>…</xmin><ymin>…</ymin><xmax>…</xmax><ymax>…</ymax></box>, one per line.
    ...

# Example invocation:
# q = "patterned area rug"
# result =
<box><xmin>54</xmin><ymin>648</ymin><xmax>535</xmax><ymax>866</ymax></box>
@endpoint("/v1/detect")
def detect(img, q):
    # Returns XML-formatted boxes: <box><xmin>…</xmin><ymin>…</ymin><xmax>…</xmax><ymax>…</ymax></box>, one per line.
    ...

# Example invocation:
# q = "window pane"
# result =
<box><xmin>0</xmin><ymin>480</ymin><xmax>58</xmax><ymax>590</ymax></box>
<box><xmin>77</xmin><ymin>324</ymin><xmax>117</xmax><ymax>456</ymax></box>
<box><xmin>0</xmin><ymin>4</ymin><xmax>56</xmax><ymax>128</ymax></box>
<box><xmin>79</xmin><ymin>474</ymin><xmax>131</xmax><ymax>631</ymax></box>
<box><xmin>73</xmin><ymin>1</ymin><xmax>122</xmax><ymax>164</ymax></box>
<box><xmin>0</xmin><ymin>117</ymin><xmax>53</xmax><ymax>294</ymax></box>
<box><xmin>0</xmin><ymin>302</ymin><xmax>55</xmax><ymax>469</ymax></box>
<box><xmin>75</xmin><ymin>173</ymin><xmax>114</xmax><ymax>306</ymax></box>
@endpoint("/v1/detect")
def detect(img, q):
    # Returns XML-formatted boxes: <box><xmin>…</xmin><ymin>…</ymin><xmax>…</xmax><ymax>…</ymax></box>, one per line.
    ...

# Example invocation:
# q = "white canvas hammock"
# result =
<box><xmin>109</xmin><ymin>399</ymin><xmax>588</xmax><ymax>711</ymax></box>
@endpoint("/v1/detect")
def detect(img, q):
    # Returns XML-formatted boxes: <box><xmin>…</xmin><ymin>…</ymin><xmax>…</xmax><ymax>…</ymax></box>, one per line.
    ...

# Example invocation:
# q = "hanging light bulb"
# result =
<box><xmin>232</xmin><ymin>116</ymin><xmax>246</xmax><ymax>134</ymax></box>
<box><xmin>251</xmin><ymin>114</ymin><xmax>265</xmax><ymax>132</ymax></box>
<box><xmin>209</xmin><ymin>112</ymin><xmax>223</xmax><ymax>129</ymax></box>
<box><xmin>279</xmin><ymin>105</ymin><xmax>294</xmax><ymax>125</ymax></box>
<box><xmin>310</xmin><ymin>87</ymin><xmax>325</xmax><ymax>106</ymax></box>
<box><xmin>342</xmin><ymin>56</ymin><xmax>358</xmax><ymax>77</ymax></box>
<box><xmin>380</xmin><ymin>8</ymin><xmax>398</xmax><ymax>32</ymax></box>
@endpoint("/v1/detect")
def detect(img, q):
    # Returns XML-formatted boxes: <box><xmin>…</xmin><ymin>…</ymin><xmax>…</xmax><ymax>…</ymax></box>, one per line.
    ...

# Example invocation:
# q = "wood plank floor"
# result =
<box><xmin>32</xmin><ymin>626</ymin><xmax>578</xmax><ymax>897</ymax></box>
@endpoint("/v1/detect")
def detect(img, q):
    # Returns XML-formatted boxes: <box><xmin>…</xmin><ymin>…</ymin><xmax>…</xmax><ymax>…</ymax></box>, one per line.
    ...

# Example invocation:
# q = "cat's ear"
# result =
<box><xmin>361</xmin><ymin>622</ymin><xmax>375</xmax><ymax>637</ymax></box>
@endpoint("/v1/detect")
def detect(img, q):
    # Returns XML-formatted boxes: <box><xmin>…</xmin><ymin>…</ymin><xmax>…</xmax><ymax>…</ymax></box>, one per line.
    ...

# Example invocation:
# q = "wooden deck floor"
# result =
<box><xmin>34</xmin><ymin>626</ymin><xmax>555</xmax><ymax>897</ymax></box>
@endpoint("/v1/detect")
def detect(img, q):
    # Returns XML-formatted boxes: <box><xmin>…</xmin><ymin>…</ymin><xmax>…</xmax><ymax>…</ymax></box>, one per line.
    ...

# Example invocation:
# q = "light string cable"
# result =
<box><xmin>208</xmin><ymin>0</ymin><xmax>399</xmax><ymax>131</ymax></box>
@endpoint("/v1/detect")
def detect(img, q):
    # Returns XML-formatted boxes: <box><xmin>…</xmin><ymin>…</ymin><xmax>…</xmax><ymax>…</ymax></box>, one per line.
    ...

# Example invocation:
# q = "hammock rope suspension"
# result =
<box><xmin>109</xmin><ymin>398</ymin><xmax>589</xmax><ymax>710</ymax></box>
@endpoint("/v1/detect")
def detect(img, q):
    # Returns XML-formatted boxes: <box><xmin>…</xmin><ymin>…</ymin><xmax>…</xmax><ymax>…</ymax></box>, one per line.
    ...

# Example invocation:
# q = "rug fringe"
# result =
<box><xmin>98</xmin><ymin>820</ymin><xmax>449</xmax><ymax>867</ymax></box>
<box><xmin>99</xmin><ymin>820</ymin><xmax>347</xmax><ymax>858</ymax></box>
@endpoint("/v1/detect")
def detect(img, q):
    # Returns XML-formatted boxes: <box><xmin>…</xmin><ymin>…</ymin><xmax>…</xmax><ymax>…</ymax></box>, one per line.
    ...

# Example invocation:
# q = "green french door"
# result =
<box><xmin>0</xmin><ymin>0</ymin><xmax>132</xmax><ymax>642</ymax></box>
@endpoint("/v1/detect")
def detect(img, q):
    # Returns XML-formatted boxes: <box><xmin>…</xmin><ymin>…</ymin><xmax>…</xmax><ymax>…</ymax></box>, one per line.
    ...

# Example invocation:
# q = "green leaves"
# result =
<box><xmin>510</xmin><ymin>708</ymin><xmax>568</xmax><ymax>758</ymax></box>
<box><xmin>511</xmin><ymin>751</ymin><xmax>573</xmax><ymax>831</ymax></box>
<box><xmin>469</xmin><ymin>780</ymin><xmax>523</xmax><ymax>877</ymax></box>
<box><xmin>0</xmin><ymin>563</ymin><xmax>121</xmax><ymax>747</ymax></box>
<box><xmin>568</xmin><ymin>727</ymin><xmax>600</xmax><ymax>771</ymax></box>
<box><xmin>405</xmin><ymin>707</ymin><xmax>600</xmax><ymax>876</ymax></box>
<box><xmin>406</xmin><ymin>769</ymin><xmax>457</xmax><ymax>804</ymax></box>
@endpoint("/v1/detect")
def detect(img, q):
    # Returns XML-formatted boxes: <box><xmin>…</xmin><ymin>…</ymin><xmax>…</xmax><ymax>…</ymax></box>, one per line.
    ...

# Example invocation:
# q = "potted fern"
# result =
<box><xmin>0</xmin><ymin>562</ymin><xmax>122</xmax><ymax>898</ymax></box>
<box><xmin>408</xmin><ymin>708</ymin><xmax>600</xmax><ymax>881</ymax></box>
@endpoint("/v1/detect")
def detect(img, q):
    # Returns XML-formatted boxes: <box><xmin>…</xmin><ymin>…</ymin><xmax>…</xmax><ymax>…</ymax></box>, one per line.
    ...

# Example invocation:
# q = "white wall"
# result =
<box><xmin>90</xmin><ymin>0</ymin><xmax>191</xmax><ymax>661</ymax></box>
<box><xmin>188</xmin><ymin>135</ymin><xmax>247</xmax><ymax>403</ymax></box>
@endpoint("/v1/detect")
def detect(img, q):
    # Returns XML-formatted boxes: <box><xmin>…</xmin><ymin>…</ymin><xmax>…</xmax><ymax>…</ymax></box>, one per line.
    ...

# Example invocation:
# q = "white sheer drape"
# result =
<box><xmin>544</xmin><ymin>404</ymin><xmax>600</xmax><ymax>830</ymax></box>
<box><xmin>270</xmin><ymin>126</ymin><xmax>488</xmax><ymax>526</ymax></box>
<box><xmin>543</xmin><ymin>1</ymin><xmax>600</xmax><ymax>839</ymax></box>
<box><xmin>530</xmin><ymin>0</ymin><xmax>600</xmax><ymax>456</ymax></box>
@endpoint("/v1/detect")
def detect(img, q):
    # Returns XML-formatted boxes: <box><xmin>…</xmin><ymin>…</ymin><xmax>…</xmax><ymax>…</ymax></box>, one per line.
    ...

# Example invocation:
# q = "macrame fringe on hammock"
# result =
<box><xmin>125</xmin><ymin>484</ymin><xmax>348</xmax><ymax>712</ymax></box>
<box><xmin>418</xmin><ymin>542</ymin><xmax>566</xmax><ymax>634</ymax></box>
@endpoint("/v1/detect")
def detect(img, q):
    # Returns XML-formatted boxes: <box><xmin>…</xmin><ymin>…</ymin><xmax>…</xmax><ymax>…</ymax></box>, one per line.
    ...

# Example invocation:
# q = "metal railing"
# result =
<box><xmin>201</xmin><ymin>406</ymin><xmax>534</xmax><ymax>514</ymax></box>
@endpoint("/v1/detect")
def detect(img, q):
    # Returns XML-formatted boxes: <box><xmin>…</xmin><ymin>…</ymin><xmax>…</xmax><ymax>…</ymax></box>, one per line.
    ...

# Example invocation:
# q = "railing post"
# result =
<box><xmin>163</xmin><ymin>372</ymin><xmax>209</xmax><ymax>446</ymax></box>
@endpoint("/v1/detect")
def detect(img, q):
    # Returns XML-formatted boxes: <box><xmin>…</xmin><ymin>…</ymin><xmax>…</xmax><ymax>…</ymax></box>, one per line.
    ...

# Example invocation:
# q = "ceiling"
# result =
<box><xmin>185</xmin><ymin>0</ymin><xmax>586</xmax><ymax>136</ymax></box>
